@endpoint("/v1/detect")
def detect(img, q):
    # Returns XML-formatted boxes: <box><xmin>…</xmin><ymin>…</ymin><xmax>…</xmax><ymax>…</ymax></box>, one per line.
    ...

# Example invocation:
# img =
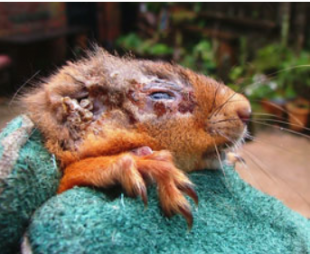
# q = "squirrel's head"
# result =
<box><xmin>122</xmin><ymin>59</ymin><xmax>251</xmax><ymax>170</ymax></box>
<box><xmin>23</xmin><ymin>48</ymin><xmax>251</xmax><ymax>170</ymax></box>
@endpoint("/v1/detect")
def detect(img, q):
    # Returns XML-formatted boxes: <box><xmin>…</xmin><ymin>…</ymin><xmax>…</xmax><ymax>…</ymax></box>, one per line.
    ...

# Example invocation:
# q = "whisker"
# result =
<box><xmin>9</xmin><ymin>70</ymin><xmax>41</xmax><ymax>107</ymax></box>
<box><xmin>212</xmin><ymin>73</ymin><xmax>271</xmax><ymax>118</ymax></box>
<box><xmin>212</xmin><ymin>138</ymin><xmax>240</xmax><ymax>203</ymax></box>
<box><xmin>221</xmin><ymin>132</ymin><xmax>244</xmax><ymax>156</ymax></box>
<box><xmin>216</xmin><ymin>129</ymin><xmax>247</xmax><ymax>164</ymax></box>
<box><xmin>249</xmin><ymin>65</ymin><xmax>310</xmax><ymax>89</ymax></box>
<box><xmin>241</xmin><ymin>65</ymin><xmax>310</xmax><ymax>94</ymax></box>
<box><xmin>210</xmin><ymin>99</ymin><xmax>252</xmax><ymax>118</ymax></box>
<box><xmin>211</xmin><ymin>76</ymin><xmax>265</xmax><ymax>118</ymax></box>
<box><xmin>249</xmin><ymin>119</ymin><xmax>310</xmax><ymax>140</ymax></box>
<box><xmin>211</xmin><ymin>84</ymin><xmax>221</xmax><ymax>113</ymax></box>
<box><xmin>250</xmin><ymin>99</ymin><xmax>306</xmax><ymax>126</ymax></box>
<box><xmin>215</xmin><ymin>65</ymin><xmax>310</xmax><ymax>122</ymax></box>
<box><xmin>213</xmin><ymin>140</ymin><xmax>225</xmax><ymax>177</ymax></box>
<box><xmin>217</xmin><ymin>130</ymin><xmax>279</xmax><ymax>198</ymax></box>
<box><xmin>216</xmin><ymin>129</ymin><xmax>235</xmax><ymax>144</ymax></box>
<box><xmin>216</xmin><ymin>124</ymin><xmax>305</xmax><ymax>164</ymax></box>
<box><xmin>244</xmin><ymin>133</ymin><xmax>303</xmax><ymax>156</ymax></box>
<box><xmin>251</xmin><ymin>112</ymin><xmax>286</xmax><ymax>119</ymax></box>
<box><xmin>215</xmin><ymin>130</ymin><xmax>280</xmax><ymax>214</ymax></box>
<box><xmin>242</xmin><ymin>148</ymin><xmax>310</xmax><ymax>210</ymax></box>
<box><xmin>211</xmin><ymin>91</ymin><xmax>238</xmax><ymax>118</ymax></box>
<box><xmin>210</xmin><ymin>118</ymin><xmax>240</xmax><ymax>124</ymax></box>
<box><xmin>215</xmin><ymin>65</ymin><xmax>310</xmax><ymax>120</ymax></box>
<box><xmin>252</xmin><ymin>118</ymin><xmax>310</xmax><ymax>132</ymax></box>
<box><xmin>210</xmin><ymin>138</ymin><xmax>245</xmax><ymax>214</ymax></box>
<box><xmin>222</xmin><ymin>125</ymin><xmax>306</xmax><ymax>156</ymax></box>
<box><xmin>214</xmin><ymin>124</ymin><xmax>304</xmax><ymax>157</ymax></box>
<box><xmin>228</xmin><ymin>146</ymin><xmax>265</xmax><ymax>190</ymax></box>
<box><xmin>250</xmin><ymin>135</ymin><xmax>310</xmax><ymax>161</ymax></box>
<box><xmin>241</xmin><ymin>149</ymin><xmax>280</xmax><ymax>187</ymax></box>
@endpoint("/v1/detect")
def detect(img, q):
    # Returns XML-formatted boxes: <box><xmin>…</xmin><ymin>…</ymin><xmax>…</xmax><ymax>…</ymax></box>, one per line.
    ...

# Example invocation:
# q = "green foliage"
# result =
<box><xmin>145</xmin><ymin>3</ymin><xmax>169</xmax><ymax>13</ymax></box>
<box><xmin>117</xmin><ymin>32</ymin><xmax>216</xmax><ymax>75</ymax></box>
<box><xmin>180</xmin><ymin>40</ymin><xmax>216</xmax><ymax>75</ymax></box>
<box><xmin>116</xmin><ymin>3</ymin><xmax>217</xmax><ymax>76</ymax></box>
<box><xmin>193</xmin><ymin>3</ymin><xmax>202</xmax><ymax>13</ymax></box>
<box><xmin>229</xmin><ymin>66</ymin><xmax>244</xmax><ymax>82</ymax></box>
<box><xmin>117</xmin><ymin>33</ymin><xmax>144</xmax><ymax>52</ymax></box>
<box><xmin>148</xmin><ymin>43</ymin><xmax>173</xmax><ymax>56</ymax></box>
<box><xmin>253</xmin><ymin>43</ymin><xmax>293</xmax><ymax>73</ymax></box>
<box><xmin>228</xmin><ymin>43</ymin><xmax>310</xmax><ymax>100</ymax></box>
<box><xmin>243</xmin><ymin>75</ymin><xmax>284</xmax><ymax>100</ymax></box>
<box><xmin>278</xmin><ymin>51</ymin><xmax>310</xmax><ymax>88</ymax></box>
<box><xmin>117</xmin><ymin>33</ymin><xmax>173</xmax><ymax>57</ymax></box>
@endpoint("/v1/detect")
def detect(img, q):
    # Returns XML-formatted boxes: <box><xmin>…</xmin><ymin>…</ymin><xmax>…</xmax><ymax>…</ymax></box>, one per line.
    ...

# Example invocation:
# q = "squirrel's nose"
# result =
<box><xmin>232</xmin><ymin>92</ymin><xmax>251</xmax><ymax>124</ymax></box>
<box><xmin>237</xmin><ymin>106</ymin><xmax>251</xmax><ymax>124</ymax></box>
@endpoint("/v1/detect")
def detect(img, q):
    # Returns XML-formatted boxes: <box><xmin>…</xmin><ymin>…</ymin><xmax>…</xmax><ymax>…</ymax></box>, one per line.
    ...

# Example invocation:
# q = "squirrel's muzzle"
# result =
<box><xmin>236</xmin><ymin>99</ymin><xmax>251</xmax><ymax>124</ymax></box>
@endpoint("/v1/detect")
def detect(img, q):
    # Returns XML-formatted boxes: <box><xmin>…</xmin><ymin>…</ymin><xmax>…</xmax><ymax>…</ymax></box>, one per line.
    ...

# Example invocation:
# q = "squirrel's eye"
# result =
<box><xmin>149</xmin><ymin>92</ymin><xmax>174</xmax><ymax>100</ymax></box>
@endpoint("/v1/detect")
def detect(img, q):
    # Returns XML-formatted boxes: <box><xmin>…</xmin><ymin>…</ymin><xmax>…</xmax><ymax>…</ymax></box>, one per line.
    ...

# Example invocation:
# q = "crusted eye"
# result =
<box><xmin>149</xmin><ymin>92</ymin><xmax>174</xmax><ymax>100</ymax></box>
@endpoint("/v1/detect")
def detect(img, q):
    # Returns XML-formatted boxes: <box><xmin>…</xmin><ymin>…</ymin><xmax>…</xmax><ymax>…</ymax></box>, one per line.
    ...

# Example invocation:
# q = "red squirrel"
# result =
<box><xmin>22</xmin><ymin>46</ymin><xmax>251</xmax><ymax>228</ymax></box>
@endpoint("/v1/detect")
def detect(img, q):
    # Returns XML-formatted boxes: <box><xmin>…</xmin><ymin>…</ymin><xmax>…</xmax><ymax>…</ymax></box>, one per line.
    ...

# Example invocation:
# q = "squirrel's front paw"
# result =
<box><xmin>58</xmin><ymin>148</ymin><xmax>198</xmax><ymax>229</ymax></box>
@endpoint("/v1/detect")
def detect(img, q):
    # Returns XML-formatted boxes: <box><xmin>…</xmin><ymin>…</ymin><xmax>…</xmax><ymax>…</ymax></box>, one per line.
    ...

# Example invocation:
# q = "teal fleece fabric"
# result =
<box><xmin>0</xmin><ymin>116</ymin><xmax>309</xmax><ymax>254</ymax></box>
<box><xmin>27</xmin><ymin>168</ymin><xmax>310</xmax><ymax>254</ymax></box>
<box><xmin>0</xmin><ymin>116</ymin><xmax>60</xmax><ymax>254</ymax></box>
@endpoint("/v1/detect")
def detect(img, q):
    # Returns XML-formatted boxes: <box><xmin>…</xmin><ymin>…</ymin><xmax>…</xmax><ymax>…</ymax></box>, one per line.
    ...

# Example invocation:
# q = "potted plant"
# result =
<box><xmin>276</xmin><ymin>50</ymin><xmax>310</xmax><ymax>131</ymax></box>
<box><xmin>286</xmin><ymin>98</ymin><xmax>310</xmax><ymax>131</ymax></box>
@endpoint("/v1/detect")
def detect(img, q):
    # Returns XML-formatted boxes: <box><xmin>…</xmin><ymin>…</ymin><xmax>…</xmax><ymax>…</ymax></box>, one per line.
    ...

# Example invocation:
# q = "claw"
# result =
<box><xmin>128</xmin><ymin>182</ymin><xmax>148</xmax><ymax>207</ymax></box>
<box><xmin>140</xmin><ymin>186</ymin><xmax>148</xmax><ymax>207</ymax></box>
<box><xmin>235</xmin><ymin>154</ymin><xmax>246</xmax><ymax>164</ymax></box>
<box><xmin>178</xmin><ymin>184</ymin><xmax>198</xmax><ymax>206</ymax></box>
<box><xmin>118</xmin><ymin>154</ymin><xmax>148</xmax><ymax>208</ymax></box>
<box><xmin>226</xmin><ymin>152</ymin><xmax>246</xmax><ymax>166</ymax></box>
<box><xmin>178</xmin><ymin>204</ymin><xmax>193</xmax><ymax>230</ymax></box>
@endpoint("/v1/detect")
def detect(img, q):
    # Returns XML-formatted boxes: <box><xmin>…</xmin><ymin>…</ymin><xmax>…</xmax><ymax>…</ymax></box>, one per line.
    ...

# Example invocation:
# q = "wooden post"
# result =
<box><xmin>294</xmin><ymin>3</ymin><xmax>306</xmax><ymax>53</ymax></box>
<box><xmin>97</xmin><ymin>3</ymin><xmax>121</xmax><ymax>48</ymax></box>
<box><xmin>280</xmin><ymin>2</ymin><xmax>291</xmax><ymax>48</ymax></box>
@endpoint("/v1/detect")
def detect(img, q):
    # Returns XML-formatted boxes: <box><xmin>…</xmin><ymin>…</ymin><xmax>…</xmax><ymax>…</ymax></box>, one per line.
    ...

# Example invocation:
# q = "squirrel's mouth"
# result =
<box><xmin>202</xmin><ymin>148</ymin><xmax>226</xmax><ymax>161</ymax></box>
<box><xmin>210</xmin><ymin>124</ymin><xmax>248</xmax><ymax>148</ymax></box>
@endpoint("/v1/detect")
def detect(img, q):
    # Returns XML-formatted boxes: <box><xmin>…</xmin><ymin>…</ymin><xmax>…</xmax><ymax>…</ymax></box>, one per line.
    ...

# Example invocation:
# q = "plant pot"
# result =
<box><xmin>286</xmin><ymin>98</ymin><xmax>310</xmax><ymax>131</ymax></box>
<box><xmin>261</xmin><ymin>98</ymin><xmax>286</xmax><ymax>120</ymax></box>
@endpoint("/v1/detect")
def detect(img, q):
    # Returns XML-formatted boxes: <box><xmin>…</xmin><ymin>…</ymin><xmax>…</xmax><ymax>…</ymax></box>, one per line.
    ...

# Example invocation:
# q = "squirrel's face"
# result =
<box><xmin>125</xmin><ymin>62</ymin><xmax>251</xmax><ymax>170</ymax></box>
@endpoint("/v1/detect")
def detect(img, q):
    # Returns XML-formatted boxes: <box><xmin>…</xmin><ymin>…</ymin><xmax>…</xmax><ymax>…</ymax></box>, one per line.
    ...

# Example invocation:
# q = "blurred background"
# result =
<box><xmin>0</xmin><ymin>2</ymin><xmax>309</xmax><ymax>217</ymax></box>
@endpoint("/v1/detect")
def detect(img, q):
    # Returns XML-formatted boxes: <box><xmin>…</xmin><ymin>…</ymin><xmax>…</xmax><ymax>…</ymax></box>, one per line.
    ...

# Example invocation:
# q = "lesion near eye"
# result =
<box><xmin>149</xmin><ymin>91</ymin><xmax>175</xmax><ymax>100</ymax></box>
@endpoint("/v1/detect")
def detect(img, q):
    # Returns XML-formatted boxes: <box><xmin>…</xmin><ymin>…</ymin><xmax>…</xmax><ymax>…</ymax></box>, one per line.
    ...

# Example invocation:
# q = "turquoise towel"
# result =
<box><xmin>0</xmin><ymin>116</ymin><xmax>60</xmax><ymax>254</ymax></box>
<box><xmin>0</xmin><ymin>116</ymin><xmax>309</xmax><ymax>254</ymax></box>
